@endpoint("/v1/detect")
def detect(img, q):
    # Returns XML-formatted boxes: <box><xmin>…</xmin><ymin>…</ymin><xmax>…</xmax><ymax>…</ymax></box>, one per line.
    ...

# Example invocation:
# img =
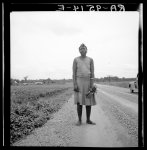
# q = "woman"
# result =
<box><xmin>73</xmin><ymin>43</ymin><xmax>96</xmax><ymax>126</ymax></box>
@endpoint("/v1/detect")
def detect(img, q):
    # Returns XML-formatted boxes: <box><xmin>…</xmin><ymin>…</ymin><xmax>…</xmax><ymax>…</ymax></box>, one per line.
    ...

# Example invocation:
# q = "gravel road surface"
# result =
<box><xmin>13</xmin><ymin>84</ymin><xmax>138</xmax><ymax>147</ymax></box>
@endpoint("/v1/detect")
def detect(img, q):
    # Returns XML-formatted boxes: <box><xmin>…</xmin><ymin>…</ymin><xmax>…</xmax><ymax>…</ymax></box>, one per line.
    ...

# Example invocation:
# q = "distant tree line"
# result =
<box><xmin>94</xmin><ymin>76</ymin><xmax>136</xmax><ymax>82</ymax></box>
<box><xmin>11</xmin><ymin>78</ymin><xmax>54</xmax><ymax>85</ymax></box>
<box><xmin>10</xmin><ymin>78</ymin><xmax>71</xmax><ymax>85</ymax></box>
<box><xmin>11</xmin><ymin>76</ymin><xmax>136</xmax><ymax>85</ymax></box>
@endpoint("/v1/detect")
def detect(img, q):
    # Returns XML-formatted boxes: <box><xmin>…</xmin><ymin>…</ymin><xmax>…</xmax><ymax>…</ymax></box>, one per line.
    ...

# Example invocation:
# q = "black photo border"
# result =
<box><xmin>2</xmin><ymin>1</ymin><xmax>143</xmax><ymax>148</ymax></box>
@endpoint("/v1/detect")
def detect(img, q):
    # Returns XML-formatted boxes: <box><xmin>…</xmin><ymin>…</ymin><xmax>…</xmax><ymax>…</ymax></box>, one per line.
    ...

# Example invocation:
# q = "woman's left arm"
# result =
<box><xmin>90</xmin><ymin>58</ymin><xmax>95</xmax><ymax>88</ymax></box>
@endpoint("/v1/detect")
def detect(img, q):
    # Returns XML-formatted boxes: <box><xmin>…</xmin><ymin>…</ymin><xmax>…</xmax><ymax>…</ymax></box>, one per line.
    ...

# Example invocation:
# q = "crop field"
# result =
<box><xmin>10</xmin><ymin>82</ymin><xmax>73</xmax><ymax>145</ymax></box>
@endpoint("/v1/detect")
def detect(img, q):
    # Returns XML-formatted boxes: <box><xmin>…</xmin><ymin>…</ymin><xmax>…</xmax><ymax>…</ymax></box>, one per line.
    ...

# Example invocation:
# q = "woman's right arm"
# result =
<box><xmin>72</xmin><ymin>58</ymin><xmax>77</xmax><ymax>88</ymax></box>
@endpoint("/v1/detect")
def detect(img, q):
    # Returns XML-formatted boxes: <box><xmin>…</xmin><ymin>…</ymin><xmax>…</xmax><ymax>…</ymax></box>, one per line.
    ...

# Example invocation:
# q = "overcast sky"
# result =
<box><xmin>10</xmin><ymin>11</ymin><xmax>139</xmax><ymax>80</ymax></box>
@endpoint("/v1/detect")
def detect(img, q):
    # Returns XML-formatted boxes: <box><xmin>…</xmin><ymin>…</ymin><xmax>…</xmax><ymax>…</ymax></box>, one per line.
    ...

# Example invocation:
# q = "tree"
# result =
<box><xmin>24</xmin><ymin>76</ymin><xmax>28</xmax><ymax>82</ymax></box>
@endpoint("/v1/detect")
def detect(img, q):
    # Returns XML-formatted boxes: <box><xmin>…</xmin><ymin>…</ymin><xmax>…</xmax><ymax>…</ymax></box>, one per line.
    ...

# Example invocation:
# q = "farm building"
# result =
<box><xmin>35</xmin><ymin>82</ymin><xmax>43</xmax><ymax>85</ymax></box>
<box><xmin>23</xmin><ymin>83</ymin><xmax>28</xmax><ymax>85</ymax></box>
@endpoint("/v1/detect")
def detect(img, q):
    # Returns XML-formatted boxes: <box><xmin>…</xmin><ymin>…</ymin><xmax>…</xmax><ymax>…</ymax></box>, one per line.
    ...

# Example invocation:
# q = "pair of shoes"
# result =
<box><xmin>86</xmin><ymin>120</ymin><xmax>96</xmax><ymax>125</ymax></box>
<box><xmin>76</xmin><ymin>121</ymin><xmax>82</xmax><ymax>126</ymax></box>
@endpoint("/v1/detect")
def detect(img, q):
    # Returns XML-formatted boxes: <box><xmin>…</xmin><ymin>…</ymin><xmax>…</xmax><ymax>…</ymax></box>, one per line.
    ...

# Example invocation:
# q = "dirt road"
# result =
<box><xmin>13</xmin><ymin>84</ymin><xmax>138</xmax><ymax>147</ymax></box>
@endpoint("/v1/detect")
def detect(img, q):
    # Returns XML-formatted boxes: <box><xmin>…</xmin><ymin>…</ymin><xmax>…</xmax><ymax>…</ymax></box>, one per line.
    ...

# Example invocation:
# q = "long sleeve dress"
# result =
<box><xmin>72</xmin><ymin>56</ymin><xmax>96</xmax><ymax>106</ymax></box>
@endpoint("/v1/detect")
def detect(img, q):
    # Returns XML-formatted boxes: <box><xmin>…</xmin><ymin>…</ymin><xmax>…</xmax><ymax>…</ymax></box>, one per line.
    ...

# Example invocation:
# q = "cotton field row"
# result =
<box><xmin>10</xmin><ymin>83</ymin><xmax>73</xmax><ymax>145</ymax></box>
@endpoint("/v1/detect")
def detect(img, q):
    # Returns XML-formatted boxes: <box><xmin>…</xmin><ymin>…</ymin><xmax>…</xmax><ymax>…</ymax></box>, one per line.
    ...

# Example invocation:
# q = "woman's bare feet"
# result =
<box><xmin>76</xmin><ymin>121</ymin><xmax>82</xmax><ymax>126</ymax></box>
<box><xmin>86</xmin><ymin>120</ymin><xmax>96</xmax><ymax>125</ymax></box>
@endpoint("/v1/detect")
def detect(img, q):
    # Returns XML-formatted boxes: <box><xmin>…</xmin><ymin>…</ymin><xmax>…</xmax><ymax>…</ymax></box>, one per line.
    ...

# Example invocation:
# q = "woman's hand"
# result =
<box><xmin>74</xmin><ymin>83</ymin><xmax>79</xmax><ymax>92</ymax></box>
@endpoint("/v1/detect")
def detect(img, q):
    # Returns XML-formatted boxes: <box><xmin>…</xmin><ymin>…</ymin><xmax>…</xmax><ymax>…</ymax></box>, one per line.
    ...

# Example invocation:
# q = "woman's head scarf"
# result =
<box><xmin>79</xmin><ymin>43</ymin><xmax>87</xmax><ymax>50</ymax></box>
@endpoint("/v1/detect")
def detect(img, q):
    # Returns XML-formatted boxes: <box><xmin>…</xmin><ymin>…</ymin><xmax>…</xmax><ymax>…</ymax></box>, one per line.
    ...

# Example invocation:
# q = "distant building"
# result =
<box><xmin>23</xmin><ymin>83</ymin><xmax>28</xmax><ymax>85</ymax></box>
<box><xmin>35</xmin><ymin>82</ymin><xmax>43</xmax><ymax>85</ymax></box>
<box><xmin>43</xmin><ymin>78</ymin><xmax>54</xmax><ymax>84</ymax></box>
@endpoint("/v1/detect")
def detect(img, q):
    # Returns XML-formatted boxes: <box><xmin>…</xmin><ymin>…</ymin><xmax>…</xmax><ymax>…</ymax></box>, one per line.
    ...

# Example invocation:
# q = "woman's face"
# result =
<box><xmin>79</xmin><ymin>48</ymin><xmax>87</xmax><ymax>57</ymax></box>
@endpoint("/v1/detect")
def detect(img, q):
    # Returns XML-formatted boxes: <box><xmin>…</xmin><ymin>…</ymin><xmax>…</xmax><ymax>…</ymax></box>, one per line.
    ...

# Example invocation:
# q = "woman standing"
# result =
<box><xmin>73</xmin><ymin>43</ymin><xmax>96</xmax><ymax>126</ymax></box>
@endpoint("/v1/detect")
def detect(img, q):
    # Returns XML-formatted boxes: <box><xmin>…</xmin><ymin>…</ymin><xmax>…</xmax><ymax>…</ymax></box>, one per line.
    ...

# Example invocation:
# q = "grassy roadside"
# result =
<box><xmin>10</xmin><ymin>82</ymin><xmax>73</xmax><ymax>145</ymax></box>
